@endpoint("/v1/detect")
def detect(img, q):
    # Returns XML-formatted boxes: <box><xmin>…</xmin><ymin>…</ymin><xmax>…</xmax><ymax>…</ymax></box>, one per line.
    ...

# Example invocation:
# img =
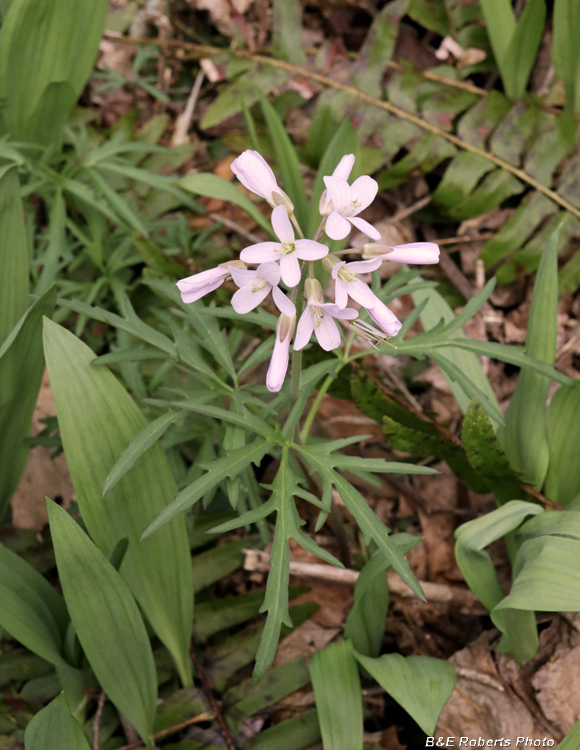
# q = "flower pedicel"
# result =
<box><xmin>177</xmin><ymin>150</ymin><xmax>440</xmax><ymax>391</ymax></box>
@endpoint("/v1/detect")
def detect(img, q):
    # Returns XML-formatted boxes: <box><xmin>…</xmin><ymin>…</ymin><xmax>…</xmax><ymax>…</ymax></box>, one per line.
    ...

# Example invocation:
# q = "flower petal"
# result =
<box><xmin>271</xmin><ymin>204</ymin><xmax>295</xmax><ymax>243</ymax></box>
<box><xmin>386</xmin><ymin>242</ymin><xmax>440</xmax><ymax>264</ymax></box>
<box><xmin>294</xmin><ymin>240</ymin><xmax>328</xmax><ymax>260</ymax></box>
<box><xmin>344</xmin><ymin>257</ymin><xmax>383</xmax><ymax>274</ymax></box>
<box><xmin>256</xmin><ymin>261</ymin><xmax>281</xmax><ymax>286</ymax></box>
<box><xmin>266</xmin><ymin>335</ymin><xmax>291</xmax><ymax>392</ymax></box>
<box><xmin>272</xmin><ymin>285</ymin><xmax>296</xmax><ymax>317</ymax></box>
<box><xmin>231</xmin><ymin>283</ymin><xmax>270</xmax><ymax>314</ymax></box>
<box><xmin>178</xmin><ymin>278</ymin><xmax>223</xmax><ymax>304</ymax></box>
<box><xmin>367</xmin><ymin>299</ymin><xmax>402</xmax><ymax>336</ymax></box>
<box><xmin>279</xmin><ymin>252</ymin><xmax>301</xmax><ymax>288</ymax></box>
<box><xmin>228</xmin><ymin>265</ymin><xmax>258</xmax><ymax>288</ymax></box>
<box><xmin>349</xmin><ymin>175</ymin><xmax>378</xmax><ymax>211</ymax></box>
<box><xmin>240</xmin><ymin>242</ymin><xmax>281</xmax><ymax>264</ymax></box>
<box><xmin>334</xmin><ymin>278</ymin><xmax>349</xmax><ymax>308</ymax></box>
<box><xmin>321</xmin><ymin>303</ymin><xmax>358</xmax><ymax>320</ymax></box>
<box><xmin>346</xmin><ymin>279</ymin><xmax>378</xmax><ymax>309</ymax></box>
<box><xmin>323</xmin><ymin>176</ymin><xmax>351</xmax><ymax>215</ymax></box>
<box><xmin>325</xmin><ymin>211</ymin><xmax>351</xmax><ymax>240</ymax></box>
<box><xmin>315</xmin><ymin>311</ymin><xmax>342</xmax><ymax>351</ymax></box>
<box><xmin>176</xmin><ymin>266</ymin><xmax>226</xmax><ymax>290</ymax></box>
<box><xmin>332</xmin><ymin>154</ymin><xmax>355</xmax><ymax>181</ymax></box>
<box><xmin>348</xmin><ymin>216</ymin><xmax>381</xmax><ymax>240</ymax></box>
<box><xmin>294</xmin><ymin>306</ymin><xmax>315</xmax><ymax>351</ymax></box>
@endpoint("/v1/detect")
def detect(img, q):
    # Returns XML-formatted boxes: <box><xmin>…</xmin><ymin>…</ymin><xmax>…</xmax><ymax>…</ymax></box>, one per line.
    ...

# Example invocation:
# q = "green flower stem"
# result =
<box><xmin>289</xmin><ymin>260</ymin><xmax>309</xmax><ymax>416</ymax></box>
<box><xmin>299</xmin><ymin>372</ymin><xmax>334</xmax><ymax>443</ymax></box>
<box><xmin>289</xmin><ymin>212</ymin><xmax>305</xmax><ymax>239</ymax></box>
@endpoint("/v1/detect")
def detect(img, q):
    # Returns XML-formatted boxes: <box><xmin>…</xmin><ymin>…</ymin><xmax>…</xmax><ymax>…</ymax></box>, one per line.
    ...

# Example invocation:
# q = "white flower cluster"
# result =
<box><xmin>177</xmin><ymin>151</ymin><xmax>440</xmax><ymax>392</ymax></box>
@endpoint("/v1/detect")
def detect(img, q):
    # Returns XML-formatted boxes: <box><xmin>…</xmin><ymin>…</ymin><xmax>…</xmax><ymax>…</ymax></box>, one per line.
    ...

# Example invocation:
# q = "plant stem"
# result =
<box><xmin>299</xmin><ymin>372</ymin><xmax>335</xmax><ymax>443</ymax></box>
<box><xmin>290</xmin><ymin>212</ymin><xmax>305</xmax><ymax>239</ymax></box>
<box><xmin>289</xmin><ymin>262</ymin><xmax>308</xmax><ymax>414</ymax></box>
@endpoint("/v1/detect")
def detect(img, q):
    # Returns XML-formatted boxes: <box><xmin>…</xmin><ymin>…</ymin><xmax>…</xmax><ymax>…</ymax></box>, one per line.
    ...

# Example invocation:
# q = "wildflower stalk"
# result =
<box><xmin>289</xmin><ymin>261</ymin><xmax>308</xmax><ymax>412</ymax></box>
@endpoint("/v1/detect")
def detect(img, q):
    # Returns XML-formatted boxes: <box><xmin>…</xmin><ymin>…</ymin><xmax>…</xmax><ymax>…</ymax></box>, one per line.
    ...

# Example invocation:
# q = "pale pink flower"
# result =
<box><xmin>319</xmin><ymin>154</ymin><xmax>356</xmax><ymax>215</ymax></box>
<box><xmin>362</xmin><ymin>242</ymin><xmax>440</xmax><ymax>264</ymax></box>
<box><xmin>294</xmin><ymin>278</ymin><xmax>358</xmax><ymax>352</ymax></box>
<box><xmin>176</xmin><ymin>261</ymin><xmax>245</xmax><ymax>304</ymax></box>
<box><xmin>324</xmin><ymin>256</ymin><xmax>383</xmax><ymax>309</ymax></box>
<box><xmin>323</xmin><ymin>175</ymin><xmax>381</xmax><ymax>241</ymax></box>
<box><xmin>266</xmin><ymin>314</ymin><xmax>295</xmax><ymax>392</ymax></box>
<box><xmin>240</xmin><ymin>206</ymin><xmax>328</xmax><ymax>287</ymax></box>
<box><xmin>228</xmin><ymin>261</ymin><xmax>295</xmax><ymax>316</ymax></box>
<box><xmin>231</xmin><ymin>150</ymin><xmax>294</xmax><ymax>212</ymax></box>
<box><xmin>367</xmin><ymin>298</ymin><xmax>402</xmax><ymax>337</ymax></box>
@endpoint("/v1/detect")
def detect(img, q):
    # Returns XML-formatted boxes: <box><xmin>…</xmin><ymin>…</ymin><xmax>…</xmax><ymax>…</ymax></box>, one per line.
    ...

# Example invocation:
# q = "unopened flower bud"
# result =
<box><xmin>319</xmin><ymin>189</ymin><xmax>332</xmax><ymax>216</ymax></box>
<box><xmin>362</xmin><ymin>242</ymin><xmax>440</xmax><ymax>264</ymax></box>
<box><xmin>276</xmin><ymin>312</ymin><xmax>296</xmax><ymax>343</ymax></box>
<box><xmin>322</xmin><ymin>254</ymin><xmax>340</xmax><ymax>275</ymax></box>
<box><xmin>361</xmin><ymin>243</ymin><xmax>392</xmax><ymax>260</ymax></box>
<box><xmin>271</xmin><ymin>189</ymin><xmax>295</xmax><ymax>214</ymax></box>
<box><xmin>305</xmin><ymin>278</ymin><xmax>324</xmax><ymax>305</ymax></box>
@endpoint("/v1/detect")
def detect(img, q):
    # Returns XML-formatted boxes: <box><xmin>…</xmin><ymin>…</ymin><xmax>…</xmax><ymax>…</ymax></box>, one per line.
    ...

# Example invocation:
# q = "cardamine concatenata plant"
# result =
<box><xmin>176</xmin><ymin>150</ymin><xmax>440</xmax><ymax>391</ymax></box>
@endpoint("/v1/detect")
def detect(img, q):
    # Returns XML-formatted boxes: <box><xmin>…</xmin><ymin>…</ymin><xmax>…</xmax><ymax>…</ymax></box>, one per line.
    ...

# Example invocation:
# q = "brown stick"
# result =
<box><xmin>190</xmin><ymin>647</ymin><xmax>237</xmax><ymax>750</ymax></box>
<box><xmin>115</xmin><ymin>712</ymin><xmax>216</xmax><ymax>750</ymax></box>
<box><xmin>92</xmin><ymin>691</ymin><xmax>106</xmax><ymax>750</ymax></box>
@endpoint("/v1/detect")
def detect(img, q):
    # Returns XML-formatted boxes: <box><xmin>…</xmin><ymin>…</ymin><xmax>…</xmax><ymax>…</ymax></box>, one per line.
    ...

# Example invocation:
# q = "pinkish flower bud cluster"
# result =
<box><xmin>176</xmin><ymin>150</ymin><xmax>440</xmax><ymax>392</ymax></box>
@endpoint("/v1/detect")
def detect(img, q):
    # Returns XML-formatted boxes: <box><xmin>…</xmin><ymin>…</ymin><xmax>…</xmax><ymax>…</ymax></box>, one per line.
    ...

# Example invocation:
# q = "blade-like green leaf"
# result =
<box><xmin>0</xmin><ymin>287</ymin><xmax>56</xmax><ymax>518</ymax></box>
<box><xmin>24</xmin><ymin>692</ymin><xmax>91</xmax><ymax>750</ymax></box>
<box><xmin>355</xmin><ymin>652</ymin><xmax>456</xmax><ymax>735</ymax></box>
<box><xmin>43</xmin><ymin>319</ymin><xmax>193</xmax><ymax>686</ymax></box>
<box><xmin>498</xmin><ymin>220</ymin><xmax>560</xmax><ymax>489</ymax></box>
<box><xmin>344</xmin><ymin>552</ymin><xmax>389</xmax><ymax>658</ymax></box>
<box><xmin>553</xmin><ymin>0</ymin><xmax>580</xmax><ymax>112</ymax></box>
<box><xmin>557</xmin><ymin>718</ymin><xmax>580</xmax><ymax>749</ymax></box>
<box><xmin>47</xmin><ymin>501</ymin><xmax>156</xmax><ymax>745</ymax></box>
<box><xmin>102</xmin><ymin>410</ymin><xmax>184</xmax><ymax>496</ymax></box>
<box><xmin>455</xmin><ymin>500</ymin><xmax>542</xmax><ymax>661</ymax></box>
<box><xmin>492</xmin><ymin>533</ymin><xmax>580</xmax><ymax>659</ymax></box>
<box><xmin>545</xmin><ymin>381</ymin><xmax>580</xmax><ymax>507</ymax></box>
<box><xmin>478</xmin><ymin>0</ymin><xmax>516</xmax><ymax>71</ymax></box>
<box><xmin>260</xmin><ymin>94</ymin><xmax>309</xmax><ymax>228</ymax></box>
<box><xmin>503</xmin><ymin>0</ymin><xmax>546</xmax><ymax>98</ymax></box>
<box><xmin>179</xmin><ymin>172</ymin><xmax>274</xmax><ymax>237</ymax></box>
<box><xmin>0</xmin><ymin>541</ymin><xmax>68</xmax><ymax>668</ymax></box>
<box><xmin>0</xmin><ymin>0</ymin><xmax>109</xmax><ymax>143</ymax></box>
<box><xmin>410</xmin><ymin>280</ymin><xmax>502</xmax><ymax>427</ymax></box>
<box><xmin>310</xmin><ymin>640</ymin><xmax>363</xmax><ymax>750</ymax></box>
<box><xmin>0</xmin><ymin>165</ymin><xmax>28</xmax><ymax>345</ymax></box>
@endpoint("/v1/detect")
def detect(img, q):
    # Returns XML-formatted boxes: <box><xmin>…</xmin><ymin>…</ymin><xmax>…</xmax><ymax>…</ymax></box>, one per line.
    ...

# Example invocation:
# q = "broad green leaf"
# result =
<box><xmin>47</xmin><ymin>501</ymin><xmax>156</xmax><ymax>745</ymax></box>
<box><xmin>455</xmin><ymin>500</ymin><xmax>542</xmax><ymax>661</ymax></box>
<box><xmin>553</xmin><ymin>0</ymin><xmax>580</xmax><ymax>112</ymax></box>
<box><xmin>545</xmin><ymin>381</ymin><xmax>580</xmax><ymax>507</ymax></box>
<box><xmin>355</xmin><ymin>653</ymin><xmax>456</xmax><ymax>735</ymax></box>
<box><xmin>410</xmin><ymin>280</ymin><xmax>501</xmax><ymax>427</ymax></box>
<box><xmin>310</xmin><ymin>640</ymin><xmax>363</xmax><ymax>750</ymax></box>
<box><xmin>141</xmin><ymin>440</ymin><xmax>272</xmax><ymax>539</ymax></box>
<box><xmin>244</xmin><ymin>708</ymin><xmax>321</xmax><ymax>750</ymax></box>
<box><xmin>43</xmin><ymin>319</ymin><xmax>193</xmax><ymax>686</ymax></box>
<box><xmin>260</xmin><ymin>94</ymin><xmax>309</xmax><ymax>228</ymax></box>
<box><xmin>0</xmin><ymin>166</ymin><xmax>28</xmax><ymax>344</ymax></box>
<box><xmin>0</xmin><ymin>287</ymin><xmax>56</xmax><ymax>518</ymax></box>
<box><xmin>224</xmin><ymin>655</ymin><xmax>310</xmax><ymax>731</ymax></box>
<box><xmin>492</xmin><ymin>533</ymin><xmax>580</xmax><ymax>659</ymax></box>
<box><xmin>0</xmin><ymin>0</ymin><xmax>109</xmax><ymax>143</ymax></box>
<box><xmin>344</xmin><ymin>552</ymin><xmax>389</xmax><ymax>658</ymax></box>
<box><xmin>102</xmin><ymin>410</ymin><xmax>184</xmax><ymax>496</ymax></box>
<box><xmin>179</xmin><ymin>172</ymin><xmax>274</xmax><ymax>237</ymax></box>
<box><xmin>0</xmin><ymin>541</ymin><xmax>68</xmax><ymax>668</ymax></box>
<box><xmin>478</xmin><ymin>0</ymin><xmax>516</xmax><ymax>71</ymax></box>
<box><xmin>499</xmin><ymin>220</ymin><xmax>560</xmax><ymax>489</ymax></box>
<box><xmin>24</xmin><ymin>692</ymin><xmax>91</xmax><ymax>750</ymax></box>
<box><xmin>461</xmin><ymin>399</ymin><xmax>523</xmax><ymax>505</ymax></box>
<box><xmin>191</xmin><ymin>534</ymin><xmax>262</xmax><ymax>593</ymax></box>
